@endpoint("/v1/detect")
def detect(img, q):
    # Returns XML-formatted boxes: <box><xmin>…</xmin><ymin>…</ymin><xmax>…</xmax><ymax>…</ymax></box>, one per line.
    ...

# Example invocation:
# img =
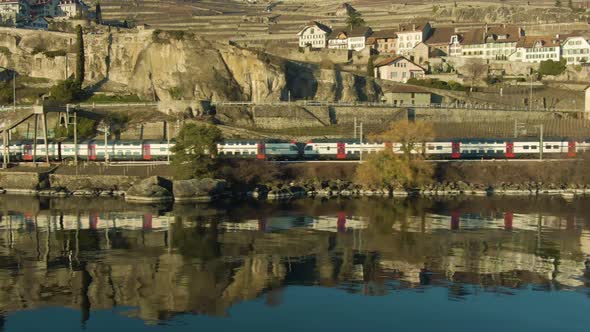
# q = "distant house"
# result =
<box><xmin>0</xmin><ymin>0</ymin><xmax>30</xmax><ymax>25</ymax></box>
<box><xmin>374</xmin><ymin>56</ymin><xmax>426</xmax><ymax>83</ymax></box>
<box><xmin>424</xmin><ymin>27</ymin><xmax>457</xmax><ymax>56</ymax></box>
<box><xmin>509</xmin><ymin>36</ymin><xmax>561</xmax><ymax>63</ymax></box>
<box><xmin>561</xmin><ymin>36</ymin><xmax>590</xmax><ymax>65</ymax></box>
<box><xmin>327</xmin><ymin>27</ymin><xmax>372</xmax><ymax>51</ymax></box>
<box><xmin>30</xmin><ymin>15</ymin><xmax>49</xmax><ymax>29</ymax></box>
<box><xmin>458</xmin><ymin>25</ymin><xmax>523</xmax><ymax>60</ymax></box>
<box><xmin>58</xmin><ymin>0</ymin><xmax>88</xmax><ymax>18</ymax></box>
<box><xmin>367</xmin><ymin>29</ymin><xmax>397</xmax><ymax>54</ymax></box>
<box><xmin>396</xmin><ymin>22</ymin><xmax>432</xmax><ymax>56</ymax></box>
<box><xmin>381</xmin><ymin>86</ymin><xmax>433</xmax><ymax>106</ymax></box>
<box><xmin>297</xmin><ymin>21</ymin><xmax>332</xmax><ymax>49</ymax></box>
<box><xmin>411</xmin><ymin>42</ymin><xmax>430</xmax><ymax>65</ymax></box>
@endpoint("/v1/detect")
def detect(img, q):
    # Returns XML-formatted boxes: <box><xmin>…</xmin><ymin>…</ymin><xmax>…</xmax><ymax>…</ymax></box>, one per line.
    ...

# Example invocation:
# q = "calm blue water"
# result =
<box><xmin>0</xmin><ymin>195</ymin><xmax>588</xmax><ymax>331</ymax></box>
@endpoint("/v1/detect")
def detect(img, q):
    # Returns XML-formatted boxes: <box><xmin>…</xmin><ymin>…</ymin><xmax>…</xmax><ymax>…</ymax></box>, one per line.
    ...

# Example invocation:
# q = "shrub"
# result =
<box><xmin>49</xmin><ymin>79</ymin><xmax>84</xmax><ymax>103</ymax></box>
<box><xmin>43</xmin><ymin>50</ymin><xmax>67</xmax><ymax>58</ymax></box>
<box><xmin>538</xmin><ymin>59</ymin><xmax>567</xmax><ymax>76</ymax></box>
<box><xmin>406</xmin><ymin>78</ymin><xmax>467</xmax><ymax>91</ymax></box>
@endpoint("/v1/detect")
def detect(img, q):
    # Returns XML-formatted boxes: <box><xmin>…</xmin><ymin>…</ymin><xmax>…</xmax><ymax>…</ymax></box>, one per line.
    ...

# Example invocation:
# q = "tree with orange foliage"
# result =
<box><xmin>356</xmin><ymin>121</ymin><xmax>435</xmax><ymax>190</ymax></box>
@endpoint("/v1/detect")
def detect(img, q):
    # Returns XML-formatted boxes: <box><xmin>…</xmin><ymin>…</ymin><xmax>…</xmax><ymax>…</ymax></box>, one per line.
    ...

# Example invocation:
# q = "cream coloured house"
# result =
<box><xmin>561</xmin><ymin>36</ymin><xmax>590</xmax><ymax>65</ymax></box>
<box><xmin>0</xmin><ymin>0</ymin><xmax>29</xmax><ymax>25</ymax></box>
<box><xmin>297</xmin><ymin>21</ymin><xmax>332</xmax><ymax>49</ymax></box>
<box><xmin>396</xmin><ymin>22</ymin><xmax>431</xmax><ymax>56</ymax></box>
<box><xmin>374</xmin><ymin>56</ymin><xmax>425</xmax><ymax>83</ymax></box>
<box><xmin>508</xmin><ymin>36</ymin><xmax>561</xmax><ymax>63</ymax></box>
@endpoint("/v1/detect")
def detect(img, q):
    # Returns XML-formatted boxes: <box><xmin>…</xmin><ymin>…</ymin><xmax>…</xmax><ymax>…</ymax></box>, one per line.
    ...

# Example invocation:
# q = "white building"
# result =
<box><xmin>508</xmin><ymin>36</ymin><xmax>561</xmax><ymax>63</ymax></box>
<box><xmin>561</xmin><ymin>36</ymin><xmax>590</xmax><ymax>65</ymax></box>
<box><xmin>57</xmin><ymin>0</ymin><xmax>87</xmax><ymax>18</ymax></box>
<box><xmin>396</xmin><ymin>22</ymin><xmax>431</xmax><ymax>56</ymax></box>
<box><xmin>0</xmin><ymin>0</ymin><xmax>29</xmax><ymax>25</ymax></box>
<box><xmin>327</xmin><ymin>27</ymin><xmax>372</xmax><ymax>51</ymax></box>
<box><xmin>297</xmin><ymin>21</ymin><xmax>332</xmax><ymax>49</ymax></box>
<box><xmin>459</xmin><ymin>25</ymin><xmax>522</xmax><ymax>60</ymax></box>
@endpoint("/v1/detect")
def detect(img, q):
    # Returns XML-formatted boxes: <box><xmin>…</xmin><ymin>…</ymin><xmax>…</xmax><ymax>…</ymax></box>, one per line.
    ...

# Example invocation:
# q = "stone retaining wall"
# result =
<box><xmin>49</xmin><ymin>174</ymin><xmax>140</xmax><ymax>192</ymax></box>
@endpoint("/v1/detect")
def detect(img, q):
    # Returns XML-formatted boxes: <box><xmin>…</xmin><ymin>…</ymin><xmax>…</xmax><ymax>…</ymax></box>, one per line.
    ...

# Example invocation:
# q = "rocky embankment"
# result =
<box><xmin>1</xmin><ymin>168</ymin><xmax>589</xmax><ymax>203</ymax></box>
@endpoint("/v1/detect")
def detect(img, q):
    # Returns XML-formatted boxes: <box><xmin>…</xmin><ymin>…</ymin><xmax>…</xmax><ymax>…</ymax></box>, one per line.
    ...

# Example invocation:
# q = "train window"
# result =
<box><xmin>523</xmin><ymin>146</ymin><xmax>530</xmax><ymax>150</ymax></box>
<box><xmin>487</xmin><ymin>150</ymin><xmax>494</xmax><ymax>154</ymax></box>
<box><xmin>478</xmin><ymin>150</ymin><xmax>485</xmax><ymax>154</ymax></box>
<box><xmin>427</xmin><ymin>146</ymin><xmax>434</xmax><ymax>150</ymax></box>
<box><xmin>305</xmin><ymin>146</ymin><xmax>313</xmax><ymax>151</ymax></box>
<box><xmin>553</xmin><ymin>145</ymin><xmax>559</xmax><ymax>149</ymax></box>
<box><xmin>470</xmin><ymin>150</ymin><xmax>477</xmax><ymax>154</ymax></box>
<box><xmin>326</xmin><ymin>147</ymin><xmax>330</xmax><ymax>151</ymax></box>
<box><xmin>290</xmin><ymin>146</ymin><xmax>298</xmax><ymax>151</ymax></box>
<box><xmin>496</xmin><ymin>150</ymin><xmax>503</xmax><ymax>153</ymax></box>
<box><xmin>531</xmin><ymin>145</ymin><xmax>537</xmax><ymax>150</ymax></box>
<box><xmin>436</xmin><ymin>146</ymin><xmax>443</xmax><ymax>150</ymax></box>
<box><xmin>545</xmin><ymin>145</ymin><xmax>551</xmax><ymax>150</ymax></box>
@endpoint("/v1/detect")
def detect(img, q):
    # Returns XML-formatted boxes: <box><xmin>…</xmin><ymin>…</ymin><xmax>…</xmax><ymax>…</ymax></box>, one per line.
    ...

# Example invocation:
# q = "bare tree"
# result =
<box><xmin>463</xmin><ymin>59</ymin><xmax>488</xmax><ymax>92</ymax></box>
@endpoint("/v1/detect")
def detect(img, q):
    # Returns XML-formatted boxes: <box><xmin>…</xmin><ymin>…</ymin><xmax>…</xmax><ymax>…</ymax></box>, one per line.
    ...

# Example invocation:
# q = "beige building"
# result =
<box><xmin>458</xmin><ymin>25</ymin><xmax>522</xmax><ymax>60</ymax></box>
<box><xmin>396</xmin><ymin>22</ymin><xmax>431</xmax><ymax>56</ymax></box>
<box><xmin>561</xmin><ymin>36</ymin><xmax>590</xmax><ymax>65</ymax></box>
<box><xmin>57</xmin><ymin>0</ymin><xmax>88</xmax><ymax>18</ymax></box>
<box><xmin>297</xmin><ymin>21</ymin><xmax>332</xmax><ymax>49</ymax></box>
<box><xmin>509</xmin><ymin>36</ymin><xmax>561</xmax><ymax>63</ymax></box>
<box><xmin>374</xmin><ymin>56</ymin><xmax>426</xmax><ymax>83</ymax></box>
<box><xmin>367</xmin><ymin>29</ymin><xmax>397</xmax><ymax>54</ymax></box>
<box><xmin>0</xmin><ymin>0</ymin><xmax>29</xmax><ymax>25</ymax></box>
<box><xmin>327</xmin><ymin>27</ymin><xmax>372</xmax><ymax>51</ymax></box>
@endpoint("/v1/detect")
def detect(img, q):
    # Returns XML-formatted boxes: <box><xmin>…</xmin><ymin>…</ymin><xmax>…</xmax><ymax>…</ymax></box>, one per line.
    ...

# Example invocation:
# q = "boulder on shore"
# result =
<box><xmin>126</xmin><ymin>176</ymin><xmax>173</xmax><ymax>203</ymax></box>
<box><xmin>173</xmin><ymin>178</ymin><xmax>227</xmax><ymax>202</ymax></box>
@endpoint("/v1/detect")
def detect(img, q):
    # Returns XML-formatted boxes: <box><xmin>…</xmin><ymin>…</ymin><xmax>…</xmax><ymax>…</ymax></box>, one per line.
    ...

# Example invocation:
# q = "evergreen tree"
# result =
<box><xmin>95</xmin><ymin>2</ymin><xmax>102</xmax><ymax>24</ymax></box>
<box><xmin>346</xmin><ymin>11</ymin><xmax>365</xmax><ymax>29</ymax></box>
<box><xmin>555</xmin><ymin>0</ymin><xmax>562</xmax><ymax>7</ymax></box>
<box><xmin>75</xmin><ymin>25</ymin><xmax>85</xmax><ymax>86</ymax></box>
<box><xmin>367</xmin><ymin>56</ymin><xmax>375</xmax><ymax>78</ymax></box>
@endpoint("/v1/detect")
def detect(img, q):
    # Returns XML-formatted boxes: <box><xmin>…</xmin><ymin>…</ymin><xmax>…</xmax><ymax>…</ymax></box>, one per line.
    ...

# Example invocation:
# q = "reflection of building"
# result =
<box><xmin>0</xmin><ymin>202</ymin><xmax>588</xmax><ymax>323</ymax></box>
<box><xmin>0</xmin><ymin>0</ymin><xmax>30</xmax><ymax>25</ymax></box>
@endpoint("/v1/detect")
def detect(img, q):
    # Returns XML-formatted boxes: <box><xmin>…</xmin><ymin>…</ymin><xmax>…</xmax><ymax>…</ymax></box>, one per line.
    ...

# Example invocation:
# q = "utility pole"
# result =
<box><xmin>104</xmin><ymin>123</ymin><xmax>110</xmax><ymax>164</ymax></box>
<box><xmin>166</xmin><ymin>121</ymin><xmax>170</xmax><ymax>164</ymax></box>
<box><xmin>359</xmin><ymin>122</ymin><xmax>364</xmax><ymax>162</ymax></box>
<box><xmin>73</xmin><ymin>109</ymin><xmax>78</xmax><ymax>166</ymax></box>
<box><xmin>538</xmin><ymin>124</ymin><xmax>544</xmax><ymax>160</ymax></box>
<box><xmin>353</xmin><ymin>117</ymin><xmax>357</xmax><ymax>139</ymax></box>
<box><xmin>12</xmin><ymin>71</ymin><xmax>16</xmax><ymax>112</ymax></box>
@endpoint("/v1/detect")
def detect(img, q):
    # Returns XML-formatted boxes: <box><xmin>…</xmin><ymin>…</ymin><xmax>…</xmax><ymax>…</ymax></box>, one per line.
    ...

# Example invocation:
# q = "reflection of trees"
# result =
<box><xmin>0</xmin><ymin>195</ymin><xmax>587</xmax><ymax>323</ymax></box>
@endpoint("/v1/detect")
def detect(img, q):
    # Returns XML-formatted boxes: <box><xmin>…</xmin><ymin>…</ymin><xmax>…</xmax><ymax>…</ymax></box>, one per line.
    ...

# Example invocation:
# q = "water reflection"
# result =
<box><xmin>0</xmin><ymin>195</ymin><xmax>588</xmax><ymax>324</ymax></box>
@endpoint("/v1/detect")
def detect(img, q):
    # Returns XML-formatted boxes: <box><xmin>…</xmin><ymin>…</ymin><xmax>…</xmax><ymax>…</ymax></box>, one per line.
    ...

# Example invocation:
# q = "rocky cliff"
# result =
<box><xmin>0</xmin><ymin>28</ymin><xmax>376</xmax><ymax>103</ymax></box>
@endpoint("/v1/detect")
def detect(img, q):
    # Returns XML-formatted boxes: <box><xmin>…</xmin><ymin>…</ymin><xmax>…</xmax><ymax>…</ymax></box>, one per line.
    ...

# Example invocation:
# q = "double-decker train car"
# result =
<box><xmin>218</xmin><ymin>140</ymin><xmax>300</xmax><ymax>160</ymax></box>
<box><xmin>302</xmin><ymin>138</ymin><xmax>590</xmax><ymax>160</ymax></box>
<box><xmin>0</xmin><ymin>138</ymin><xmax>589</xmax><ymax>162</ymax></box>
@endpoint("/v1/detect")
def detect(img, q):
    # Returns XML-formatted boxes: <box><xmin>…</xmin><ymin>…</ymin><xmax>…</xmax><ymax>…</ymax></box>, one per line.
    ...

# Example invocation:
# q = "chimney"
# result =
<box><xmin>555</xmin><ymin>33</ymin><xmax>560</xmax><ymax>40</ymax></box>
<box><xmin>412</xmin><ymin>24</ymin><xmax>416</xmax><ymax>31</ymax></box>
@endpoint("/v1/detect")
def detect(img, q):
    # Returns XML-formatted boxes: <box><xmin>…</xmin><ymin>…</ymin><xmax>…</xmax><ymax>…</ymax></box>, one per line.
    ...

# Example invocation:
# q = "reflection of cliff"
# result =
<box><xmin>0</xmin><ymin>195</ymin><xmax>588</xmax><ymax>323</ymax></box>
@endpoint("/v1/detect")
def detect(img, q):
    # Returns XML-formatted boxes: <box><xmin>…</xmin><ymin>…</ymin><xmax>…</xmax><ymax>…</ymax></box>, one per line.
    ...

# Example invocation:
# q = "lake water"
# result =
<box><xmin>0</xmin><ymin>195</ymin><xmax>589</xmax><ymax>331</ymax></box>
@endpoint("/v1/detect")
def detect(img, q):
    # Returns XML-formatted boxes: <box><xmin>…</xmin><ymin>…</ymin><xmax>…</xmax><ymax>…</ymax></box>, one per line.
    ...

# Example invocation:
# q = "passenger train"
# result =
<box><xmin>0</xmin><ymin>138</ymin><xmax>588</xmax><ymax>162</ymax></box>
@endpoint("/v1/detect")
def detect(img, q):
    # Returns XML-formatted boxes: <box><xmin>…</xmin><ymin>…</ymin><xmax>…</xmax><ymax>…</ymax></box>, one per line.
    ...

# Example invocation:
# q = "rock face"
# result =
<box><xmin>126</xmin><ymin>176</ymin><xmax>172</xmax><ymax>202</ymax></box>
<box><xmin>0</xmin><ymin>27</ymin><xmax>379</xmax><ymax>104</ymax></box>
<box><xmin>172</xmin><ymin>178</ymin><xmax>227</xmax><ymax>202</ymax></box>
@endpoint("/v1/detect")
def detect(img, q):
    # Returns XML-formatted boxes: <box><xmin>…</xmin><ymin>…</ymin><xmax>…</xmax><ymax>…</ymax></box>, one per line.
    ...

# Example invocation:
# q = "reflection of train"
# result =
<box><xmin>0</xmin><ymin>212</ymin><xmax>172</xmax><ymax>231</ymax></box>
<box><xmin>399</xmin><ymin>212</ymin><xmax>578</xmax><ymax>232</ymax></box>
<box><xmin>0</xmin><ymin>138</ymin><xmax>589</xmax><ymax>162</ymax></box>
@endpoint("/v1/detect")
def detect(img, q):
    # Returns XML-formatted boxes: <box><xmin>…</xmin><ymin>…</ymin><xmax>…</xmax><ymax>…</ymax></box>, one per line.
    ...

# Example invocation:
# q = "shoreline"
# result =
<box><xmin>0</xmin><ymin>186</ymin><xmax>587</xmax><ymax>203</ymax></box>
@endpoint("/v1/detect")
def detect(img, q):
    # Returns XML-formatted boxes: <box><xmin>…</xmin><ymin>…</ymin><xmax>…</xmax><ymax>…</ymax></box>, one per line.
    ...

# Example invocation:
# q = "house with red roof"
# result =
<box><xmin>374</xmin><ymin>56</ymin><xmax>426</xmax><ymax>83</ymax></box>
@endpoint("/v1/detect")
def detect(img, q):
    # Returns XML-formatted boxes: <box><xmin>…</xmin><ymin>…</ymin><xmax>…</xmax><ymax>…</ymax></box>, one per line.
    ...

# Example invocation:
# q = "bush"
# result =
<box><xmin>538</xmin><ymin>59</ymin><xmax>567</xmax><ymax>76</ymax></box>
<box><xmin>49</xmin><ymin>79</ymin><xmax>84</xmax><ymax>103</ymax></box>
<box><xmin>406</xmin><ymin>78</ymin><xmax>467</xmax><ymax>91</ymax></box>
<box><xmin>54</xmin><ymin>117</ymin><xmax>97</xmax><ymax>139</ymax></box>
<box><xmin>217</xmin><ymin>159</ymin><xmax>282</xmax><ymax>189</ymax></box>
<box><xmin>43</xmin><ymin>50</ymin><xmax>67</xmax><ymax>58</ymax></box>
<box><xmin>0</xmin><ymin>81</ymin><xmax>13</xmax><ymax>104</ymax></box>
<box><xmin>171</xmin><ymin>123</ymin><xmax>223</xmax><ymax>180</ymax></box>
<box><xmin>168</xmin><ymin>86</ymin><xmax>183</xmax><ymax>100</ymax></box>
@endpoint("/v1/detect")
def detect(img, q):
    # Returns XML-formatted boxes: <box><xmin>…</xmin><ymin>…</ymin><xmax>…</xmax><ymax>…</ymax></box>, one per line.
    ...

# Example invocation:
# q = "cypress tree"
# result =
<box><xmin>95</xmin><ymin>3</ymin><xmax>102</xmax><ymax>24</ymax></box>
<box><xmin>75</xmin><ymin>25</ymin><xmax>85</xmax><ymax>86</ymax></box>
